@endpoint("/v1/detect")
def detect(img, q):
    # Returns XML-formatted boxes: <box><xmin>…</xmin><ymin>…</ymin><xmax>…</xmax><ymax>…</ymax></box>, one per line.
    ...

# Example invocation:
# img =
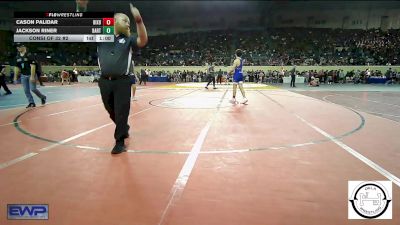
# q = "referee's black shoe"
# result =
<box><xmin>111</xmin><ymin>143</ymin><xmax>126</xmax><ymax>154</ymax></box>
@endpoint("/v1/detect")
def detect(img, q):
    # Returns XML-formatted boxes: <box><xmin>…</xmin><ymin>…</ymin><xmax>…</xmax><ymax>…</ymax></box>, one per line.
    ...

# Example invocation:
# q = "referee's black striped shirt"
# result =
<box><xmin>97</xmin><ymin>34</ymin><xmax>138</xmax><ymax>78</ymax></box>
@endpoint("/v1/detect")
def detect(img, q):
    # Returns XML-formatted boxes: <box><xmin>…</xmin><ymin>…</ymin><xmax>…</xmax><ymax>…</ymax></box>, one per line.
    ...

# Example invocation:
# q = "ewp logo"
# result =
<box><xmin>7</xmin><ymin>204</ymin><xmax>49</xmax><ymax>220</ymax></box>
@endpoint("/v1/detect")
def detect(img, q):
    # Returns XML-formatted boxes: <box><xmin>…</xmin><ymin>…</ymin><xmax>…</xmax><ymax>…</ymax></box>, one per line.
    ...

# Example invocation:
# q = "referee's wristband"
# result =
<box><xmin>135</xmin><ymin>17</ymin><xmax>142</xmax><ymax>24</ymax></box>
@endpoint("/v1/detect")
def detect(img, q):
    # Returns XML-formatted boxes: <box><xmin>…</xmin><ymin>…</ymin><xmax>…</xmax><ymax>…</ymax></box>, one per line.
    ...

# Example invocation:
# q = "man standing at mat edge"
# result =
<box><xmin>290</xmin><ymin>65</ymin><xmax>297</xmax><ymax>88</ymax></box>
<box><xmin>205</xmin><ymin>62</ymin><xmax>216</xmax><ymax>89</ymax></box>
<box><xmin>97</xmin><ymin>3</ymin><xmax>148</xmax><ymax>154</ymax></box>
<box><xmin>14</xmin><ymin>43</ymin><xmax>47</xmax><ymax>108</ymax></box>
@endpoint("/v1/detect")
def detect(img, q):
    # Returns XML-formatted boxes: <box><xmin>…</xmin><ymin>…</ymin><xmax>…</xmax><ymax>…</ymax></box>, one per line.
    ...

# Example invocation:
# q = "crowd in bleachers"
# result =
<box><xmin>135</xmin><ymin>28</ymin><xmax>400</xmax><ymax>66</ymax></box>
<box><xmin>236</xmin><ymin>28</ymin><xmax>399</xmax><ymax>66</ymax></box>
<box><xmin>1</xmin><ymin>27</ymin><xmax>399</xmax><ymax>86</ymax></box>
<box><xmin>2</xmin><ymin>65</ymin><xmax>398</xmax><ymax>86</ymax></box>
<box><xmin>137</xmin><ymin>67</ymin><xmax>400</xmax><ymax>85</ymax></box>
<box><xmin>2</xmin><ymin>28</ymin><xmax>399</xmax><ymax>67</ymax></box>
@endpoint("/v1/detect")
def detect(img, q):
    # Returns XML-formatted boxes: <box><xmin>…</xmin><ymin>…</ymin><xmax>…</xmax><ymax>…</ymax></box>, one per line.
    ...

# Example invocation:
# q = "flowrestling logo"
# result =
<box><xmin>348</xmin><ymin>181</ymin><xmax>392</xmax><ymax>219</ymax></box>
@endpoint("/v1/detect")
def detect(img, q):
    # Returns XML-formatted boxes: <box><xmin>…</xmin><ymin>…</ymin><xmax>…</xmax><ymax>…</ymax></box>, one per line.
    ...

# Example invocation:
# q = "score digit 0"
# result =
<box><xmin>103</xmin><ymin>26</ymin><xmax>114</xmax><ymax>34</ymax></box>
<box><xmin>103</xmin><ymin>18</ymin><xmax>114</xmax><ymax>26</ymax></box>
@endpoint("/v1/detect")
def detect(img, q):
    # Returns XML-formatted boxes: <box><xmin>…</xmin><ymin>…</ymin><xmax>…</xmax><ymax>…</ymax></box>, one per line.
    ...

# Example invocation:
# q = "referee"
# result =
<box><xmin>97</xmin><ymin>3</ymin><xmax>148</xmax><ymax>154</ymax></box>
<box><xmin>205</xmin><ymin>62</ymin><xmax>216</xmax><ymax>89</ymax></box>
<box><xmin>290</xmin><ymin>65</ymin><xmax>297</xmax><ymax>88</ymax></box>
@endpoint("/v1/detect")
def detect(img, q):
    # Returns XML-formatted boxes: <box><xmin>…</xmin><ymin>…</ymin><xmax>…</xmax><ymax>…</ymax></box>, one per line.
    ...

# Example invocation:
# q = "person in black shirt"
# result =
<box><xmin>217</xmin><ymin>69</ymin><xmax>223</xmax><ymax>85</ymax></box>
<box><xmin>14</xmin><ymin>43</ymin><xmax>46</xmax><ymax>108</ymax></box>
<box><xmin>205</xmin><ymin>62</ymin><xmax>216</xmax><ymax>89</ymax></box>
<box><xmin>0</xmin><ymin>64</ymin><xmax>12</xmax><ymax>95</ymax></box>
<box><xmin>139</xmin><ymin>69</ymin><xmax>146</xmax><ymax>85</ymax></box>
<box><xmin>290</xmin><ymin>65</ymin><xmax>297</xmax><ymax>88</ymax></box>
<box><xmin>97</xmin><ymin>4</ymin><xmax>148</xmax><ymax>154</ymax></box>
<box><xmin>182</xmin><ymin>70</ymin><xmax>187</xmax><ymax>82</ymax></box>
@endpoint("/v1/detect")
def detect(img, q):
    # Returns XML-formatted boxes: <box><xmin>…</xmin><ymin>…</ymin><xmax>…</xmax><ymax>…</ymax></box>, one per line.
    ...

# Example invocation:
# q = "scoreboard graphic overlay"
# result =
<box><xmin>14</xmin><ymin>12</ymin><xmax>115</xmax><ymax>42</ymax></box>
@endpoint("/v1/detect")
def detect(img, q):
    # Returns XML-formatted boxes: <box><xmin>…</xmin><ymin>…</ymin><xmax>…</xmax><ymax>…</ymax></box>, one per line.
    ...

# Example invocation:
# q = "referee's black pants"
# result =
<box><xmin>290</xmin><ymin>75</ymin><xmax>296</xmax><ymax>87</ymax></box>
<box><xmin>99</xmin><ymin>76</ymin><xmax>131</xmax><ymax>145</ymax></box>
<box><xmin>206</xmin><ymin>75</ymin><xmax>215</xmax><ymax>87</ymax></box>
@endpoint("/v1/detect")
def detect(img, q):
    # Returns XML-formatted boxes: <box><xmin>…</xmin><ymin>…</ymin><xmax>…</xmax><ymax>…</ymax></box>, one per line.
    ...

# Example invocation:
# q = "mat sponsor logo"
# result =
<box><xmin>7</xmin><ymin>204</ymin><xmax>49</xmax><ymax>220</ymax></box>
<box><xmin>348</xmin><ymin>181</ymin><xmax>392</xmax><ymax>219</ymax></box>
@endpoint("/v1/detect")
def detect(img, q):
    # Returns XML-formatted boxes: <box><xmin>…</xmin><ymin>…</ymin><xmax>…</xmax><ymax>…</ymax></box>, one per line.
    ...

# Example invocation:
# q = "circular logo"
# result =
<box><xmin>349</xmin><ymin>181</ymin><xmax>392</xmax><ymax>219</ymax></box>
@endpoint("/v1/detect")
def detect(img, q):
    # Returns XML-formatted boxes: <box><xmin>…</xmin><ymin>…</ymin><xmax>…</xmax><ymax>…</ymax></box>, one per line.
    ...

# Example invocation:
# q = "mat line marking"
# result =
<box><xmin>0</xmin><ymin>89</ymin><xmax>199</xmax><ymax>170</ymax></box>
<box><xmin>335</xmin><ymin>93</ymin><xmax>400</xmax><ymax>108</ymax></box>
<box><xmin>360</xmin><ymin>111</ymin><xmax>400</xmax><ymax>118</ymax></box>
<box><xmin>8</xmin><ymin>89</ymin><xmax>196</xmax><ymax>146</ymax></box>
<box><xmin>33</xmin><ymin>92</ymin><xmax>154</xmax><ymax>118</ymax></box>
<box><xmin>323</xmin><ymin>95</ymin><xmax>400</xmax><ymax>124</ymax></box>
<box><xmin>0</xmin><ymin>85</ymin><xmax>164</xmax><ymax>111</ymax></box>
<box><xmin>0</xmin><ymin>153</ymin><xmax>38</xmax><ymax>170</ymax></box>
<box><xmin>157</xmin><ymin>89</ymin><xmax>229</xmax><ymax>225</ymax></box>
<box><xmin>265</xmin><ymin>90</ymin><xmax>400</xmax><ymax>187</ymax></box>
<box><xmin>0</xmin><ymin>106</ymin><xmax>154</xmax><ymax>170</ymax></box>
<box><xmin>294</xmin><ymin>113</ymin><xmax>400</xmax><ymax>187</ymax></box>
<box><xmin>0</xmin><ymin>93</ymin><xmax>155</xmax><ymax>127</ymax></box>
<box><xmin>10</xmin><ymin>90</ymin><xmax>365</xmax><ymax>156</ymax></box>
<box><xmin>0</xmin><ymin>100</ymin><xmax>65</xmax><ymax>110</ymax></box>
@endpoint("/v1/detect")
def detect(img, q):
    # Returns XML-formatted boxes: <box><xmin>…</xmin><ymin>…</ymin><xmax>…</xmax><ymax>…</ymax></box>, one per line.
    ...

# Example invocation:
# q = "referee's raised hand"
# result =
<box><xmin>130</xmin><ymin>3</ymin><xmax>142</xmax><ymax>23</ymax></box>
<box><xmin>129</xmin><ymin>3</ymin><xmax>148</xmax><ymax>48</ymax></box>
